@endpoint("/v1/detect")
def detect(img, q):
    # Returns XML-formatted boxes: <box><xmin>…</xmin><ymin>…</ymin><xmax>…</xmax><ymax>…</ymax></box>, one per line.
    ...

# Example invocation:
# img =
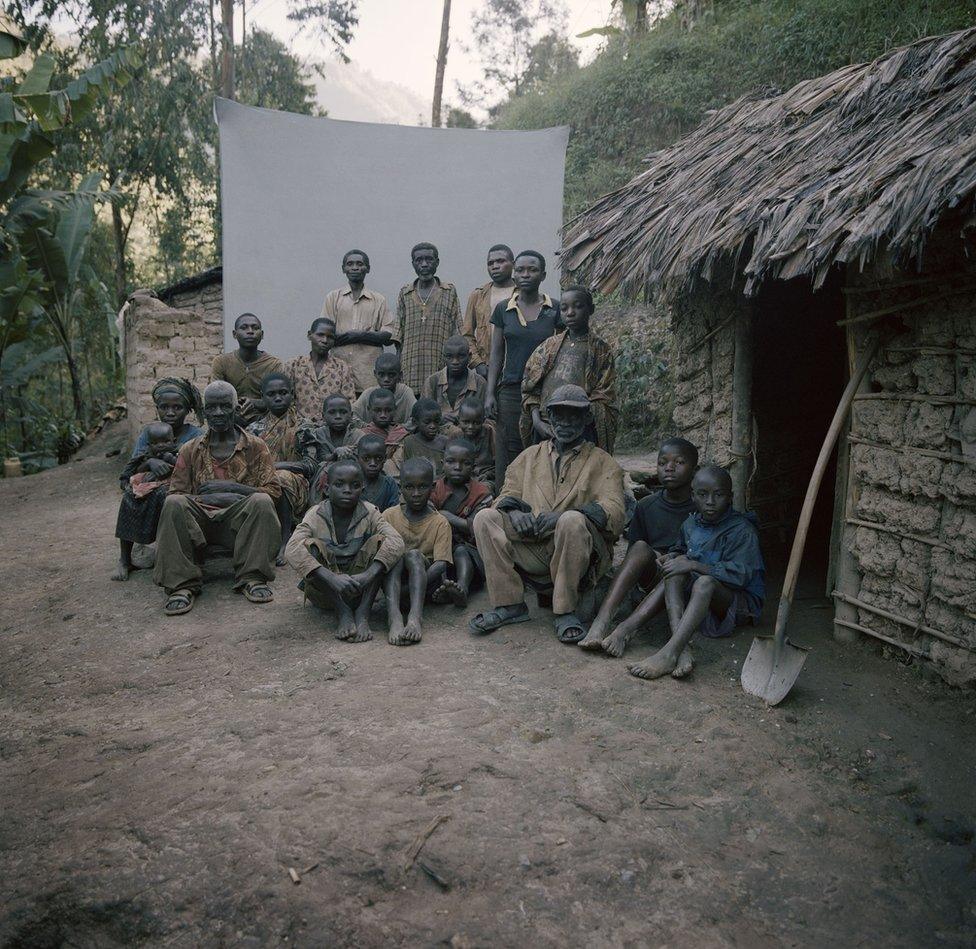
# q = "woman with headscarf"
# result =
<box><xmin>112</xmin><ymin>378</ymin><xmax>204</xmax><ymax>580</ymax></box>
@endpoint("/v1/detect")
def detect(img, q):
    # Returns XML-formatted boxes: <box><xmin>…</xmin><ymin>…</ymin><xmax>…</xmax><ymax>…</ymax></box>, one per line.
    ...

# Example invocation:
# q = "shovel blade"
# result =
<box><xmin>741</xmin><ymin>635</ymin><xmax>809</xmax><ymax>706</ymax></box>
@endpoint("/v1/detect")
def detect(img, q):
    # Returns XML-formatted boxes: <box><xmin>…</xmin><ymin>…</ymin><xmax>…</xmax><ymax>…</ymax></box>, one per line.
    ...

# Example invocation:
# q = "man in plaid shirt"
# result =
<box><xmin>396</xmin><ymin>242</ymin><xmax>462</xmax><ymax>393</ymax></box>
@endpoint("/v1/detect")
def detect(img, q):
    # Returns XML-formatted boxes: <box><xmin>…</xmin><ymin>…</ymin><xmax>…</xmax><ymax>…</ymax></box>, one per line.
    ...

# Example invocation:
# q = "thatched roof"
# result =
<box><xmin>562</xmin><ymin>28</ymin><xmax>976</xmax><ymax>297</ymax></box>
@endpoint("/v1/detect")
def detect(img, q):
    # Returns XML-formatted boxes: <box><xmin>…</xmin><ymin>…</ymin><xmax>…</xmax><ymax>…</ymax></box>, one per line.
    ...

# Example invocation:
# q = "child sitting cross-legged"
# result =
<box><xmin>285</xmin><ymin>457</ymin><xmax>405</xmax><ymax>643</ymax></box>
<box><xmin>621</xmin><ymin>465</ymin><xmax>765</xmax><ymax>681</ymax></box>
<box><xmin>381</xmin><ymin>457</ymin><xmax>453</xmax><ymax>646</ymax></box>
<box><xmin>579</xmin><ymin>437</ymin><xmax>698</xmax><ymax>655</ymax></box>
<box><xmin>429</xmin><ymin>438</ymin><xmax>493</xmax><ymax>608</ymax></box>
<box><xmin>392</xmin><ymin>398</ymin><xmax>449</xmax><ymax>478</ymax></box>
<box><xmin>456</xmin><ymin>395</ymin><xmax>496</xmax><ymax>493</ymax></box>
<box><xmin>352</xmin><ymin>352</ymin><xmax>416</xmax><ymax>427</ymax></box>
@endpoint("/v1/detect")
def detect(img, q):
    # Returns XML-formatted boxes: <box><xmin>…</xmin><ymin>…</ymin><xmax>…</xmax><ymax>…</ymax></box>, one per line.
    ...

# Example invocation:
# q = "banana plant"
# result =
<box><xmin>0</xmin><ymin>16</ymin><xmax>139</xmax><ymax>429</ymax></box>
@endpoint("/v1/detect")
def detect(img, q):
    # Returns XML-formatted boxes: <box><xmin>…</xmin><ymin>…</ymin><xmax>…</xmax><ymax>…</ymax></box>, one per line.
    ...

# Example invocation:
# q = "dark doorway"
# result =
<box><xmin>749</xmin><ymin>273</ymin><xmax>847</xmax><ymax>600</ymax></box>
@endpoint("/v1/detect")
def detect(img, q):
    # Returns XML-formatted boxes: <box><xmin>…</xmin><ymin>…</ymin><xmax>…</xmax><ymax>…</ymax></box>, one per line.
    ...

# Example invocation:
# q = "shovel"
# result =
<box><xmin>742</xmin><ymin>334</ymin><xmax>881</xmax><ymax>705</ymax></box>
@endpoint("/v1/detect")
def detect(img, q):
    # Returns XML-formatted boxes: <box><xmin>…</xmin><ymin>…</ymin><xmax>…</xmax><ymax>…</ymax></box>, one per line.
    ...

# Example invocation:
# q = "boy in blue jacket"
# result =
<box><xmin>628</xmin><ymin>465</ymin><xmax>766</xmax><ymax>679</ymax></box>
<box><xmin>622</xmin><ymin>465</ymin><xmax>765</xmax><ymax>681</ymax></box>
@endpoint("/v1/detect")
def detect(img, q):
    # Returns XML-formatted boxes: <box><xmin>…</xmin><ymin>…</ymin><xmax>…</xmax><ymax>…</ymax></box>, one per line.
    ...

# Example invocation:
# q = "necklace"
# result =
<box><xmin>417</xmin><ymin>284</ymin><xmax>435</xmax><ymax>306</ymax></box>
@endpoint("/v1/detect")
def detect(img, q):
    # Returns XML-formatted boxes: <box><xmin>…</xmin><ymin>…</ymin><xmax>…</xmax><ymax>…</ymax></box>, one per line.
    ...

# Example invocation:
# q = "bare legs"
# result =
<box><xmin>432</xmin><ymin>545</ymin><xmax>473</xmax><ymax>607</ymax></box>
<box><xmin>579</xmin><ymin>541</ymin><xmax>657</xmax><ymax>650</ymax></box>
<box><xmin>628</xmin><ymin>574</ymin><xmax>734</xmax><ymax>680</ymax></box>
<box><xmin>305</xmin><ymin>570</ymin><xmax>383</xmax><ymax>643</ymax></box>
<box><xmin>112</xmin><ymin>539</ymin><xmax>137</xmax><ymax>581</ymax></box>
<box><xmin>385</xmin><ymin>550</ymin><xmax>442</xmax><ymax>645</ymax></box>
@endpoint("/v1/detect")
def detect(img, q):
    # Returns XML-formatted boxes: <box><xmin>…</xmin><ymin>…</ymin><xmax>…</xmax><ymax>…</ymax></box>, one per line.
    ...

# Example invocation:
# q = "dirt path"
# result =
<box><xmin>1</xmin><ymin>446</ymin><xmax>974</xmax><ymax>947</ymax></box>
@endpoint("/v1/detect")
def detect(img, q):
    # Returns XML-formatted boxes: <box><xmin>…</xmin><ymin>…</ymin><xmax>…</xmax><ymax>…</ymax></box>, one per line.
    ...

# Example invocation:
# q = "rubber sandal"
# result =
<box><xmin>555</xmin><ymin>613</ymin><xmax>586</xmax><ymax>644</ymax></box>
<box><xmin>468</xmin><ymin>604</ymin><xmax>530</xmax><ymax>634</ymax></box>
<box><xmin>165</xmin><ymin>589</ymin><xmax>195</xmax><ymax>616</ymax></box>
<box><xmin>241</xmin><ymin>581</ymin><xmax>274</xmax><ymax>604</ymax></box>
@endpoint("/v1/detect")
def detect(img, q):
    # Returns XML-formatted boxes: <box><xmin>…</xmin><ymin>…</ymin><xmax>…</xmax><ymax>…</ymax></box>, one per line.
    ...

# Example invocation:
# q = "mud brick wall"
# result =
<box><xmin>844</xmin><ymin>269</ymin><xmax>976</xmax><ymax>684</ymax></box>
<box><xmin>124</xmin><ymin>279</ymin><xmax>224</xmax><ymax>440</ymax></box>
<box><xmin>670</xmin><ymin>281</ymin><xmax>737</xmax><ymax>466</ymax></box>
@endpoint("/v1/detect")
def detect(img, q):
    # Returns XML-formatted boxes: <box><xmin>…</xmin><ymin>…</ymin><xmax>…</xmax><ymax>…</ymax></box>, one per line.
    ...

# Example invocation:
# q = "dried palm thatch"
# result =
<box><xmin>563</xmin><ymin>28</ymin><xmax>976</xmax><ymax>298</ymax></box>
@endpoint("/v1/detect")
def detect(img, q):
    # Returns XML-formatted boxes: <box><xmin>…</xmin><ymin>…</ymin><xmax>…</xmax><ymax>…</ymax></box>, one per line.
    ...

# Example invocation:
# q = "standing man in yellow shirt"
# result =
<box><xmin>462</xmin><ymin>244</ymin><xmax>516</xmax><ymax>377</ymax></box>
<box><xmin>322</xmin><ymin>249</ymin><xmax>399</xmax><ymax>396</ymax></box>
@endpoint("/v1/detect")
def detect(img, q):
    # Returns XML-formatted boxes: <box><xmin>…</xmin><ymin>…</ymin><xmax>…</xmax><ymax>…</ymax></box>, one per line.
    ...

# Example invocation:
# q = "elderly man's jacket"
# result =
<box><xmin>492</xmin><ymin>439</ymin><xmax>626</xmax><ymax>577</ymax></box>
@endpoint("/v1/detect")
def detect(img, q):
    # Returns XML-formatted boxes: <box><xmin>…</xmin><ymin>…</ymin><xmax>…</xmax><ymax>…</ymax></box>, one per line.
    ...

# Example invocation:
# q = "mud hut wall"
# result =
<box><xmin>670</xmin><ymin>283</ymin><xmax>737</xmax><ymax>466</ymax></box>
<box><xmin>124</xmin><ymin>283</ymin><xmax>223</xmax><ymax>440</ymax></box>
<box><xmin>841</xmin><ymin>270</ymin><xmax>976</xmax><ymax>684</ymax></box>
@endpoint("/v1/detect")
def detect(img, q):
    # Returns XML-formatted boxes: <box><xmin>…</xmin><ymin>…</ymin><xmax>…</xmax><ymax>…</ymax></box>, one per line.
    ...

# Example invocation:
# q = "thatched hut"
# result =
<box><xmin>563</xmin><ymin>28</ymin><xmax>976</xmax><ymax>683</ymax></box>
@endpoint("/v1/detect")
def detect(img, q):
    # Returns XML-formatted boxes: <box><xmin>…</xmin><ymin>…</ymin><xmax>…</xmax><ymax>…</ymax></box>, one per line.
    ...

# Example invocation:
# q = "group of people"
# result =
<box><xmin>113</xmin><ymin>244</ymin><xmax>765</xmax><ymax>680</ymax></box>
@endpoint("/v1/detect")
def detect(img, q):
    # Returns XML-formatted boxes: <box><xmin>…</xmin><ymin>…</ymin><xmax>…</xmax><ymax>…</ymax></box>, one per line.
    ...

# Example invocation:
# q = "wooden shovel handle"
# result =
<box><xmin>774</xmin><ymin>334</ymin><xmax>881</xmax><ymax>645</ymax></box>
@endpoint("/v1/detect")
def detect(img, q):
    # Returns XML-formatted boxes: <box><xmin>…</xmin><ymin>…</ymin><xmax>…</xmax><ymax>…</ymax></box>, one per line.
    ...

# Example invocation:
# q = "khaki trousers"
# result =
<box><xmin>153</xmin><ymin>493</ymin><xmax>279</xmax><ymax>594</ymax></box>
<box><xmin>473</xmin><ymin>508</ymin><xmax>593</xmax><ymax>614</ymax></box>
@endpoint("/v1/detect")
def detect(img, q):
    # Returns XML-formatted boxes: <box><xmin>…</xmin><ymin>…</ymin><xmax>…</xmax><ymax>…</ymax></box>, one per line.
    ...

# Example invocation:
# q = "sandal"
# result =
<box><xmin>555</xmin><ymin>613</ymin><xmax>586</xmax><ymax>644</ymax></box>
<box><xmin>468</xmin><ymin>603</ymin><xmax>530</xmax><ymax>634</ymax></box>
<box><xmin>240</xmin><ymin>581</ymin><xmax>274</xmax><ymax>604</ymax></box>
<box><xmin>165</xmin><ymin>589</ymin><xmax>195</xmax><ymax>616</ymax></box>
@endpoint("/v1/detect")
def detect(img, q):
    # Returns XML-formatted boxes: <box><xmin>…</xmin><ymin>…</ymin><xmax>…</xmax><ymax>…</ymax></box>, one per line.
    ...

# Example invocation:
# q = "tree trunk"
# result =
<box><xmin>634</xmin><ymin>0</ymin><xmax>648</xmax><ymax>32</ymax></box>
<box><xmin>221</xmin><ymin>0</ymin><xmax>235</xmax><ymax>100</ymax></box>
<box><xmin>110</xmin><ymin>200</ymin><xmax>128</xmax><ymax>307</ymax></box>
<box><xmin>431</xmin><ymin>0</ymin><xmax>451</xmax><ymax>127</ymax></box>
<box><xmin>62</xmin><ymin>342</ymin><xmax>85</xmax><ymax>424</ymax></box>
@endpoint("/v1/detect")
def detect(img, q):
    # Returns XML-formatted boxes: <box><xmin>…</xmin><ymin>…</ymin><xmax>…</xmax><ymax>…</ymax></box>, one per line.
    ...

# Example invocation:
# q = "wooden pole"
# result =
<box><xmin>220</xmin><ymin>0</ymin><xmax>235</xmax><ymax>101</ymax></box>
<box><xmin>730</xmin><ymin>302</ymin><xmax>753</xmax><ymax>512</ymax></box>
<box><xmin>831</xmin><ymin>324</ymin><xmax>874</xmax><ymax>642</ymax></box>
<box><xmin>431</xmin><ymin>0</ymin><xmax>452</xmax><ymax>127</ymax></box>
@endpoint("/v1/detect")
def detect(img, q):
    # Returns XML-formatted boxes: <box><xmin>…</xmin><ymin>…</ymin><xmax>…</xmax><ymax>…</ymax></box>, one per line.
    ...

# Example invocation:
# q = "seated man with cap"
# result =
<box><xmin>469</xmin><ymin>384</ymin><xmax>626</xmax><ymax>643</ymax></box>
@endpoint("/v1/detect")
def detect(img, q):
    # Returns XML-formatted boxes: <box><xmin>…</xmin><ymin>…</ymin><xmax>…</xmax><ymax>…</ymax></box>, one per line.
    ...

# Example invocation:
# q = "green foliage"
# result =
<box><xmin>238</xmin><ymin>28</ymin><xmax>318</xmax><ymax>115</ymax></box>
<box><xmin>286</xmin><ymin>0</ymin><xmax>358</xmax><ymax>61</ymax></box>
<box><xmin>596</xmin><ymin>297</ymin><xmax>674</xmax><ymax>449</ymax></box>
<box><xmin>497</xmin><ymin>0</ymin><xmax>976</xmax><ymax>215</ymax></box>
<box><xmin>461</xmin><ymin>0</ymin><xmax>578</xmax><ymax>114</ymax></box>
<box><xmin>445</xmin><ymin>106</ymin><xmax>478</xmax><ymax>128</ymax></box>
<box><xmin>0</xmin><ymin>35</ymin><xmax>136</xmax><ymax>463</ymax></box>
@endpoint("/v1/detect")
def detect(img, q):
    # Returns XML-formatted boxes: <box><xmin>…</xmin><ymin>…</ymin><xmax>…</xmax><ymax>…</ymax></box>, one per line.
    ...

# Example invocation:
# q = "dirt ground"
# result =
<box><xmin>2</xmin><ymin>436</ymin><xmax>975</xmax><ymax>948</ymax></box>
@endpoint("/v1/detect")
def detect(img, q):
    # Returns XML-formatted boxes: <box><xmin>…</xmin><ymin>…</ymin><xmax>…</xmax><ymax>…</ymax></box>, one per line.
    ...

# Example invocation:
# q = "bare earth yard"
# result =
<box><xmin>1</xmin><ymin>440</ymin><xmax>974</xmax><ymax>947</ymax></box>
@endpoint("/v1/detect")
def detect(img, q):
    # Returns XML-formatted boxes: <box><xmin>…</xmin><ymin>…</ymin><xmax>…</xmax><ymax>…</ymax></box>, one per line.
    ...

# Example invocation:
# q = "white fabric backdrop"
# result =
<box><xmin>215</xmin><ymin>98</ymin><xmax>569</xmax><ymax>357</ymax></box>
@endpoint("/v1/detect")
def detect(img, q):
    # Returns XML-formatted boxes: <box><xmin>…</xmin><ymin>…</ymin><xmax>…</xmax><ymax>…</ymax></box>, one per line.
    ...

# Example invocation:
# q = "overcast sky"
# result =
<box><xmin>248</xmin><ymin>0</ymin><xmax>615</xmax><ymax>107</ymax></box>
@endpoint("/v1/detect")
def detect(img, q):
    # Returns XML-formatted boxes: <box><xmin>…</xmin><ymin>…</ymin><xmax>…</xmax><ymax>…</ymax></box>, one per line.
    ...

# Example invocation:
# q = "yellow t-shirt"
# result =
<box><xmin>382</xmin><ymin>504</ymin><xmax>454</xmax><ymax>564</ymax></box>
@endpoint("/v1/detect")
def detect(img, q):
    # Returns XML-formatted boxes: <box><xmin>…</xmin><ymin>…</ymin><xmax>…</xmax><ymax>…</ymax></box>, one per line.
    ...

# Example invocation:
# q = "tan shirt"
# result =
<box><xmin>463</xmin><ymin>281</ymin><xmax>513</xmax><ymax>366</ymax></box>
<box><xmin>322</xmin><ymin>286</ymin><xmax>398</xmax><ymax>392</ymax></box>
<box><xmin>382</xmin><ymin>504</ymin><xmax>454</xmax><ymax>563</ymax></box>
<box><xmin>286</xmin><ymin>500</ymin><xmax>405</xmax><ymax>577</ymax></box>
<box><xmin>496</xmin><ymin>441</ymin><xmax>626</xmax><ymax>540</ymax></box>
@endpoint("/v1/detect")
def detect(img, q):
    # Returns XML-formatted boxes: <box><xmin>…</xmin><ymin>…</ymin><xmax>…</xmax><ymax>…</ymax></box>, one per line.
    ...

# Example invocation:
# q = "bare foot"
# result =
<box><xmin>276</xmin><ymin>542</ymin><xmax>288</xmax><ymax>568</ymax></box>
<box><xmin>111</xmin><ymin>560</ymin><xmax>134</xmax><ymax>581</ymax></box>
<box><xmin>401</xmin><ymin>619</ymin><xmax>423</xmax><ymax>644</ymax></box>
<box><xmin>440</xmin><ymin>579</ymin><xmax>468</xmax><ymax>608</ymax></box>
<box><xmin>430</xmin><ymin>584</ymin><xmax>452</xmax><ymax>604</ymax></box>
<box><xmin>388</xmin><ymin>615</ymin><xmax>406</xmax><ymax>645</ymax></box>
<box><xmin>628</xmin><ymin>648</ymin><xmax>679</xmax><ymax>680</ymax></box>
<box><xmin>350</xmin><ymin>617</ymin><xmax>373</xmax><ymax>643</ymax></box>
<box><xmin>334</xmin><ymin>615</ymin><xmax>357</xmax><ymax>641</ymax></box>
<box><xmin>671</xmin><ymin>646</ymin><xmax>694</xmax><ymax>679</ymax></box>
<box><xmin>602</xmin><ymin>625</ymin><xmax>634</xmax><ymax>658</ymax></box>
<box><xmin>578</xmin><ymin>617</ymin><xmax>610</xmax><ymax>651</ymax></box>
